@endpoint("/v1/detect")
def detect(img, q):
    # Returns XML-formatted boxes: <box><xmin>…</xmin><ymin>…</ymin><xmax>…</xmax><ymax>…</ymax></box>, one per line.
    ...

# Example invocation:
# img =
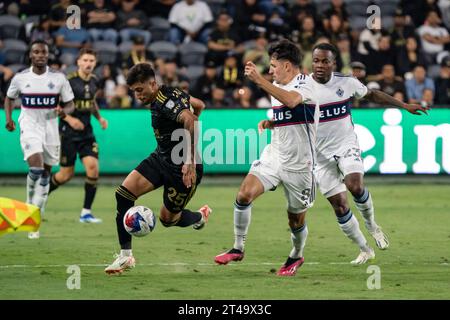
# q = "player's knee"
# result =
<box><xmin>57</xmin><ymin>171</ymin><xmax>74</xmax><ymax>184</ymax></box>
<box><xmin>158</xmin><ymin>207</ymin><xmax>179</xmax><ymax>227</ymax></box>
<box><xmin>347</xmin><ymin>183</ymin><xmax>364</xmax><ymax>197</ymax></box>
<box><xmin>236</xmin><ymin>188</ymin><xmax>255</xmax><ymax>205</ymax></box>
<box><xmin>288</xmin><ymin>211</ymin><xmax>306</xmax><ymax>229</ymax></box>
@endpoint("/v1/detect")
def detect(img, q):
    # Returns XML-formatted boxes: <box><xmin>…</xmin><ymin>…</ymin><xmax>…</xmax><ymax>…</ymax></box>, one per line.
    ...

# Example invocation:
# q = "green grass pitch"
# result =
<box><xmin>1</xmin><ymin>180</ymin><xmax>449</xmax><ymax>299</ymax></box>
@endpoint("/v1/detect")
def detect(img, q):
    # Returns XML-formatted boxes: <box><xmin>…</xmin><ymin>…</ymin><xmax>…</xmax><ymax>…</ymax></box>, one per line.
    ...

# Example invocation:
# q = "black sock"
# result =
<box><xmin>285</xmin><ymin>256</ymin><xmax>301</xmax><ymax>266</ymax></box>
<box><xmin>83</xmin><ymin>176</ymin><xmax>98</xmax><ymax>210</ymax></box>
<box><xmin>115</xmin><ymin>185</ymin><xmax>137</xmax><ymax>249</ymax></box>
<box><xmin>160</xmin><ymin>209</ymin><xmax>202</xmax><ymax>228</ymax></box>
<box><xmin>49</xmin><ymin>175</ymin><xmax>60</xmax><ymax>194</ymax></box>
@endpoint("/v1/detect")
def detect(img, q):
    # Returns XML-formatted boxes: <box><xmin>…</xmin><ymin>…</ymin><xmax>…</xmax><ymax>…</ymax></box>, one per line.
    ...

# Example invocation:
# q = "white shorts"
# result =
<box><xmin>315</xmin><ymin>145</ymin><xmax>365</xmax><ymax>198</ymax></box>
<box><xmin>19</xmin><ymin>116</ymin><xmax>60</xmax><ymax>166</ymax></box>
<box><xmin>249</xmin><ymin>145</ymin><xmax>315</xmax><ymax>213</ymax></box>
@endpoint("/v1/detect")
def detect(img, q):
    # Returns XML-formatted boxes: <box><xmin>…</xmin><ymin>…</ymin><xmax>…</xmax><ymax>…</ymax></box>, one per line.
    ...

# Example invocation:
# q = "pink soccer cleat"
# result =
<box><xmin>193</xmin><ymin>205</ymin><xmax>212</xmax><ymax>230</ymax></box>
<box><xmin>276</xmin><ymin>257</ymin><xmax>305</xmax><ymax>276</ymax></box>
<box><xmin>214</xmin><ymin>249</ymin><xmax>245</xmax><ymax>265</ymax></box>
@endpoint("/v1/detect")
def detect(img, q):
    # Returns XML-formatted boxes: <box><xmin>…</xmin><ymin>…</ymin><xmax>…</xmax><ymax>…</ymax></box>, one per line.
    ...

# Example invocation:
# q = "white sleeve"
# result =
<box><xmin>202</xmin><ymin>3</ymin><xmax>213</xmax><ymax>23</ymax></box>
<box><xmin>349</xmin><ymin>77</ymin><xmax>368</xmax><ymax>99</ymax></box>
<box><xmin>294</xmin><ymin>77</ymin><xmax>315</xmax><ymax>103</ymax></box>
<box><xmin>6</xmin><ymin>74</ymin><xmax>21</xmax><ymax>99</ymax></box>
<box><xmin>60</xmin><ymin>76</ymin><xmax>74</xmax><ymax>103</ymax></box>
<box><xmin>168</xmin><ymin>4</ymin><xmax>179</xmax><ymax>24</ymax></box>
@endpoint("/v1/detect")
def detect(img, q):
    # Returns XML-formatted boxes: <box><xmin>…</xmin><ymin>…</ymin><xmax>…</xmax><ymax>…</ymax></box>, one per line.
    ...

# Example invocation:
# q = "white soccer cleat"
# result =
<box><xmin>28</xmin><ymin>231</ymin><xmax>40</xmax><ymax>239</ymax></box>
<box><xmin>79</xmin><ymin>213</ymin><xmax>102</xmax><ymax>224</ymax></box>
<box><xmin>369</xmin><ymin>227</ymin><xmax>389</xmax><ymax>250</ymax></box>
<box><xmin>351</xmin><ymin>248</ymin><xmax>375</xmax><ymax>265</ymax></box>
<box><xmin>193</xmin><ymin>205</ymin><xmax>212</xmax><ymax>230</ymax></box>
<box><xmin>104</xmin><ymin>254</ymin><xmax>136</xmax><ymax>274</ymax></box>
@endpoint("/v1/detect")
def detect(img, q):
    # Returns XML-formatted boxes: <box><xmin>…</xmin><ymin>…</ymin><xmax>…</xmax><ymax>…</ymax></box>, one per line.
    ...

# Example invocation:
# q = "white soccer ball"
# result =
<box><xmin>123</xmin><ymin>206</ymin><xmax>156</xmax><ymax>237</ymax></box>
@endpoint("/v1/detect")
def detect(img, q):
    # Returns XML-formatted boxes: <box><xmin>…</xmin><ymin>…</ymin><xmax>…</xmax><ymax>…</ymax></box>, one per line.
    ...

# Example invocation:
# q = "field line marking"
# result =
<box><xmin>0</xmin><ymin>262</ymin><xmax>448</xmax><ymax>268</ymax></box>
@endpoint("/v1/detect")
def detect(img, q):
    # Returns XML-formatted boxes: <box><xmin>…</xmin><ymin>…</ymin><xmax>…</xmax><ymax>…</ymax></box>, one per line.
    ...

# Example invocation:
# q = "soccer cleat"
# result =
<box><xmin>276</xmin><ymin>257</ymin><xmax>305</xmax><ymax>276</ymax></box>
<box><xmin>214</xmin><ymin>248</ymin><xmax>245</xmax><ymax>265</ymax></box>
<box><xmin>369</xmin><ymin>227</ymin><xmax>389</xmax><ymax>250</ymax></box>
<box><xmin>28</xmin><ymin>231</ymin><xmax>40</xmax><ymax>239</ymax></box>
<box><xmin>104</xmin><ymin>254</ymin><xmax>136</xmax><ymax>274</ymax></box>
<box><xmin>79</xmin><ymin>213</ymin><xmax>102</xmax><ymax>224</ymax></box>
<box><xmin>350</xmin><ymin>248</ymin><xmax>375</xmax><ymax>265</ymax></box>
<box><xmin>193</xmin><ymin>205</ymin><xmax>212</xmax><ymax>230</ymax></box>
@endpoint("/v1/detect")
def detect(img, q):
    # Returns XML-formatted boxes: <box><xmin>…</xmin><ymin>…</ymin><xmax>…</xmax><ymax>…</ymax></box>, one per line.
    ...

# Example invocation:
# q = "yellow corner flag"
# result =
<box><xmin>0</xmin><ymin>197</ymin><xmax>41</xmax><ymax>236</ymax></box>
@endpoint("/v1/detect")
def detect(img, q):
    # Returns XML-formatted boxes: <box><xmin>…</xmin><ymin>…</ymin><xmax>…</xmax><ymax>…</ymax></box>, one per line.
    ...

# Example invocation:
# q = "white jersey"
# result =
<box><xmin>6</xmin><ymin>66</ymin><xmax>74</xmax><ymax>124</ymax></box>
<box><xmin>310</xmin><ymin>72</ymin><xmax>368</xmax><ymax>166</ymax></box>
<box><xmin>270</xmin><ymin>73</ymin><xmax>319</xmax><ymax>172</ymax></box>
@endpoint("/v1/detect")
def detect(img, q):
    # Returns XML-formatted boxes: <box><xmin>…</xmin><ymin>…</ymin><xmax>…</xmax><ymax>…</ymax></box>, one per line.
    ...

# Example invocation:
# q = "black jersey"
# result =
<box><xmin>150</xmin><ymin>86</ymin><xmax>192</xmax><ymax>166</ymax></box>
<box><xmin>60</xmin><ymin>71</ymin><xmax>99</xmax><ymax>140</ymax></box>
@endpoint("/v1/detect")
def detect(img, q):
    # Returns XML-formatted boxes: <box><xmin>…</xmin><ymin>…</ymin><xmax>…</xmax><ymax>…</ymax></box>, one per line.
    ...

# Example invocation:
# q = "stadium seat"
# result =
<box><xmin>149</xmin><ymin>17</ymin><xmax>170</xmax><ymax>42</ymax></box>
<box><xmin>6</xmin><ymin>64</ymin><xmax>27</xmax><ymax>74</ymax></box>
<box><xmin>185</xmin><ymin>65</ymin><xmax>205</xmax><ymax>86</ymax></box>
<box><xmin>179</xmin><ymin>42</ymin><xmax>208</xmax><ymax>66</ymax></box>
<box><xmin>349</xmin><ymin>16</ymin><xmax>368</xmax><ymax>31</ymax></box>
<box><xmin>1</xmin><ymin>39</ymin><xmax>28</xmax><ymax>65</ymax></box>
<box><xmin>346</xmin><ymin>1</ymin><xmax>369</xmax><ymax>17</ymax></box>
<box><xmin>427</xmin><ymin>64</ymin><xmax>441</xmax><ymax>79</ymax></box>
<box><xmin>23</xmin><ymin>15</ymin><xmax>40</xmax><ymax>39</ymax></box>
<box><xmin>380</xmin><ymin>3</ymin><xmax>399</xmax><ymax>17</ymax></box>
<box><xmin>382</xmin><ymin>16</ymin><xmax>395</xmax><ymax>30</ymax></box>
<box><xmin>0</xmin><ymin>15</ymin><xmax>23</xmax><ymax>39</ymax></box>
<box><xmin>118</xmin><ymin>41</ymin><xmax>133</xmax><ymax>60</ymax></box>
<box><xmin>205</xmin><ymin>0</ymin><xmax>225</xmax><ymax>17</ymax></box>
<box><xmin>93</xmin><ymin>41</ymin><xmax>118</xmax><ymax>65</ymax></box>
<box><xmin>148</xmin><ymin>41</ymin><xmax>178</xmax><ymax>61</ymax></box>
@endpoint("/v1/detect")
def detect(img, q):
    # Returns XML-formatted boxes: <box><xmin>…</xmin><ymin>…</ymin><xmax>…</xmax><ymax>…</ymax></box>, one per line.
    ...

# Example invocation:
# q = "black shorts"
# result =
<box><xmin>60</xmin><ymin>136</ymin><xmax>99</xmax><ymax>167</ymax></box>
<box><xmin>135</xmin><ymin>152</ymin><xmax>203</xmax><ymax>213</ymax></box>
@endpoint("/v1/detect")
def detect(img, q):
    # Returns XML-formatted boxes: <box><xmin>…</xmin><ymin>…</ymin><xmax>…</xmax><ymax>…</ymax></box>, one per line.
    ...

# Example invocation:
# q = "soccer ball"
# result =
<box><xmin>123</xmin><ymin>206</ymin><xmax>156</xmax><ymax>237</ymax></box>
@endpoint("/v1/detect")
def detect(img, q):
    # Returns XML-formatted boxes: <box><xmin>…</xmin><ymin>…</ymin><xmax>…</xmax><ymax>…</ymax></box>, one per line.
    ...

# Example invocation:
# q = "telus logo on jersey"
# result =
<box><xmin>272</xmin><ymin>105</ymin><xmax>315</xmax><ymax>127</ymax></box>
<box><xmin>21</xmin><ymin>94</ymin><xmax>60</xmax><ymax>108</ymax></box>
<box><xmin>318</xmin><ymin>98</ymin><xmax>351</xmax><ymax>122</ymax></box>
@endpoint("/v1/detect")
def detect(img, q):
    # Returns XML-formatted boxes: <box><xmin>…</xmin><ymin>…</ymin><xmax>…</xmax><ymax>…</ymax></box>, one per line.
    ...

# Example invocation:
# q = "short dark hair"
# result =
<box><xmin>78</xmin><ymin>48</ymin><xmax>97</xmax><ymax>60</ymax></box>
<box><xmin>312</xmin><ymin>42</ymin><xmax>338</xmax><ymax>60</ymax></box>
<box><xmin>126</xmin><ymin>63</ymin><xmax>156</xmax><ymax>86</ymax></box>
<box><xmin>268</xmin><ymin>39</ymin><xmax>302</xmax><ymax>67</ymax></box>
<box><xmin>29</xmin><ymin>39</ymin><xmax>49</xmax><ymax>50</ymax></box>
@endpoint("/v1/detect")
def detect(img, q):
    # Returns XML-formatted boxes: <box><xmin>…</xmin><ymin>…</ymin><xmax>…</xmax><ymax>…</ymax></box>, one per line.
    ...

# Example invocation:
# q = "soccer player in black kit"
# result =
<box><xmin>49</xmin><ymin>48</ymin><xmax>108</xmax><ymax>223</ymax></box>
<box><xmin>105</xmin><ymin>63</ymin><xmax>211</xmax><ymax>274</ymax></box>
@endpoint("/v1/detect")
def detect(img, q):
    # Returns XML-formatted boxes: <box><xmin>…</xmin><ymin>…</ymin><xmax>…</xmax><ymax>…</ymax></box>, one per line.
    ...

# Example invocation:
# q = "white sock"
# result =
<box><xmin>338</xmin><ymin>210</ymin><xmax>370</xmax><ymax>252</ymax></box>
<box><xmin>33</xmin><ymin>174</ymin><xmax>50</xmax><ymax>215</ymax></box>
<box><xmin>27</xmin><ymin>167</ymin><xmax>43</xmax><ymax>204</ymax></box>
<box><xmin>289</xmin><ymin>224</ymin><xmax>308</xmax><ymax>259</ymax></box>
<box><xmin>353</xmin><ymin>189</ymin><xmax>378</xmax><ymax>232</ymax></box>
<box><xmin>121</xmin><ymin>249</ymin><xmax>132</xmax><ymax>257</ymax></box>
<box><xmin>233</xmin><ymin>201</ymin><xmax>252</xmax><ymax>252</ymax></box>
<box><xmin>81</xmin><ymin>208</ymin><xmax>91</xmax><ymax>216</ymax></box>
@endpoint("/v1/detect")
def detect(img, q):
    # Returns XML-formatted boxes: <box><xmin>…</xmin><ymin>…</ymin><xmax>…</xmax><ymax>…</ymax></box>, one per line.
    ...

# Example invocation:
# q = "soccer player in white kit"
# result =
<box><xmin>214</xmin><ymin>39</ymin><xmax>319</xmax><ymax>276</ymax></box>
<box><xmin>4</xmin><ymin>40</ymin><xmax>78</xmax><ymax>239</ymax></box>
<box><xmin>309</xmin><ymin>43</ymin><xmax>429</xmax><ymax>264</ymax></box>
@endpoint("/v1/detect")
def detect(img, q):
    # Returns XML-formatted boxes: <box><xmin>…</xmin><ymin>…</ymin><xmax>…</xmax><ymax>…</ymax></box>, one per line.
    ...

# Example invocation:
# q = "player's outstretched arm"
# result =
<box><xmin>244</xmin><ymin>61</ymin><xmax>303</xmax><ymax>109</ymax></box>
<box><xmin>364</xmin><ymin>89</ymin><xmax>430</xmax><ymax>115</ymax></box>
<box><xmin>4</xmin><ymin>97</ymin><xmax>16</xmax><ymax>131</ymax></box>
<box><xmin>177</xmin><ymin>109</ymin><xmax>198</xmax><ymax>188</ymax></box>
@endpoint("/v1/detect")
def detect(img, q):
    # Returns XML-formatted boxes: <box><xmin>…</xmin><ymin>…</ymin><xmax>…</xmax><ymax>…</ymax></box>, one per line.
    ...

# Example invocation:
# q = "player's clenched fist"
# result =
<box><xmin>244</xmin><ymin>61</ymin><xmax>262</xmax><ymax>83</ymax></box>
<box><xmin>5</xmin><ymin>120</ymin><xmax>16</xmax><ymax>131</ymax></box>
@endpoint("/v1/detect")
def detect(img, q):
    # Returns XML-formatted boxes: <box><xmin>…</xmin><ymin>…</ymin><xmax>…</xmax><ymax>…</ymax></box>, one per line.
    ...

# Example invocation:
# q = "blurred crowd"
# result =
<box><xmin>0</xmin><ymin>0</ymin><xmax>449</xmax><ymax>109</ymax></box>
